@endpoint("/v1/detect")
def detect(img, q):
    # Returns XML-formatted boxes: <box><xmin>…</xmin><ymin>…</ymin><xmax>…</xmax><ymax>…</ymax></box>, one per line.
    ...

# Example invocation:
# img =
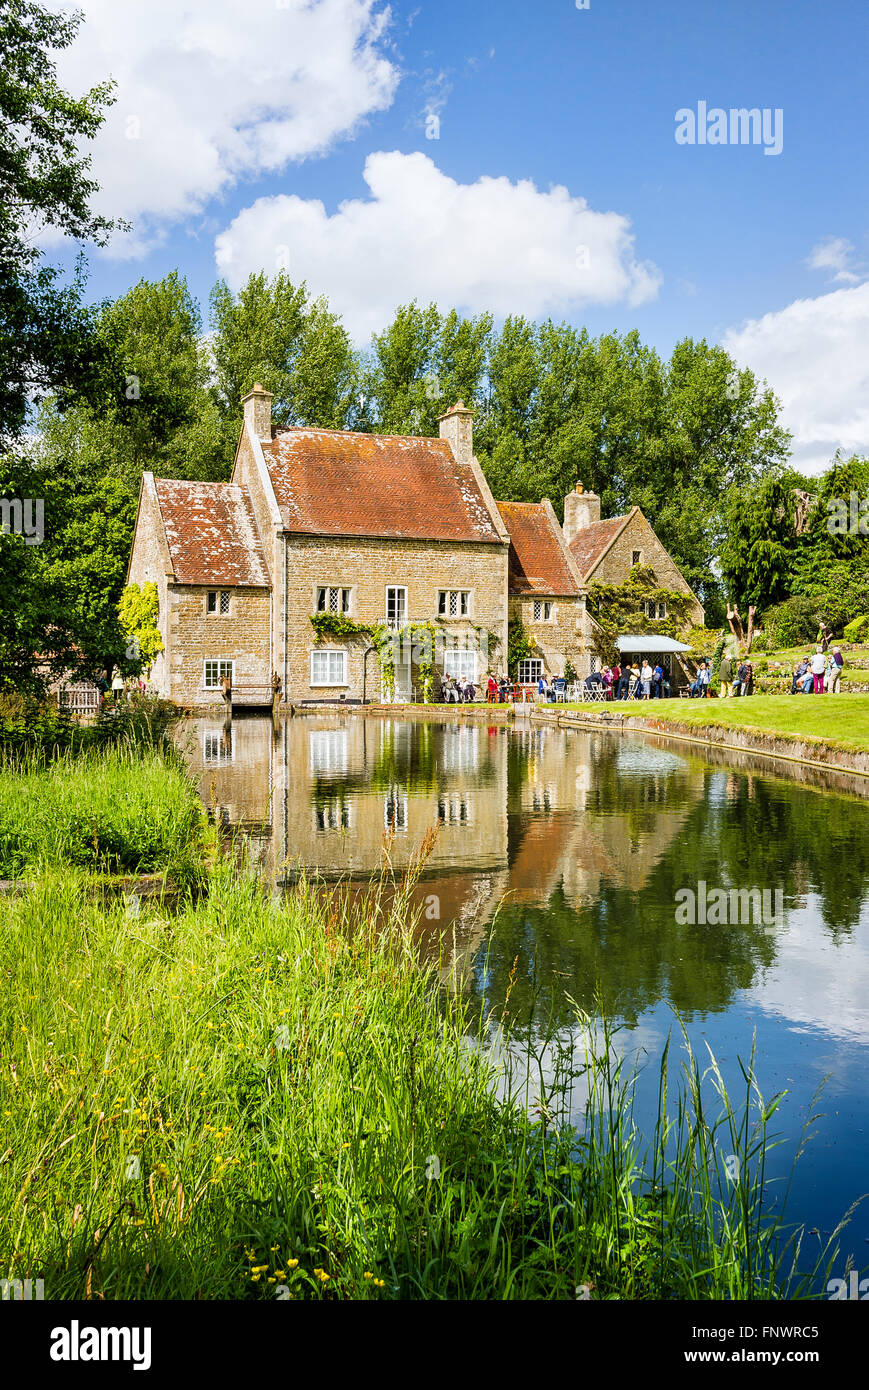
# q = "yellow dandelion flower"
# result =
<box><xmin>286</xmin><ymin>1259</ymin><xmax>299</xmax><ymax>1269</ymax></box>
<box><xmin>373</xmin><ymin>1278</ymin><xmax>385</xmax><ymax>1288</ymax></box>
<box><xmin>363</xmin><ymin>1272</ymin><xmax>373</xmax><ymax>1280</ymax></box>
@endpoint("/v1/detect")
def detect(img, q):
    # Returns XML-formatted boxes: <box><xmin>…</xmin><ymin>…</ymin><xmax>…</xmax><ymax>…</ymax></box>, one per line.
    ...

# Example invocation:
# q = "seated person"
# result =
<box><xmin>790</xmin><ymin>658</ymin><xmax>809</xmax><ymax>694</ymax></box>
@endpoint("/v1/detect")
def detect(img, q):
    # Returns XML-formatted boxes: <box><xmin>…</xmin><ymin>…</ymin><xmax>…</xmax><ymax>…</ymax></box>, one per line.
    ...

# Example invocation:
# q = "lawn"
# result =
<box><xmin>549</xmin><ymin>693</ymin><xmax>869</xmax><ymax>752</ymax></box>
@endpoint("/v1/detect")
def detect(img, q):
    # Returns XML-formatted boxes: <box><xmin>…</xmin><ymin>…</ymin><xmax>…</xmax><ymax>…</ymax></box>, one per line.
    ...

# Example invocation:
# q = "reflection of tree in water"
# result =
<box><xmin>710</xmin><ymin>775</ymin><xmax>869</xmax><ymax>939</ymax></box>
<box><xmin>473</xmin><ymin>764</ymin><xmax>869</xmax><ymax>1029</ymax></box>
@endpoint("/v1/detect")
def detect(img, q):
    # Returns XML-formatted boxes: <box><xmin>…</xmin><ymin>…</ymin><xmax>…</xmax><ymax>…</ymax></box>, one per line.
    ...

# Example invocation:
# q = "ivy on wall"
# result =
<box><xmin>587</xmin><ymin>565</ymin><xmax>694</xmax><ymax>666</ymax></box>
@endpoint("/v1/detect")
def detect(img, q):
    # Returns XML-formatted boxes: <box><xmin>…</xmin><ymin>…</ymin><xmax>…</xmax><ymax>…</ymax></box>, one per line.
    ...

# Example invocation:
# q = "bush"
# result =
<box><xmin>761</xmin><ymin>596</ymin><xmax>820</xmax><ymax>650</ymax></box>
<box><xmin>843</xmin><ymin>614</ymin><xmax>869</xmax><ymax>644</ymax></box>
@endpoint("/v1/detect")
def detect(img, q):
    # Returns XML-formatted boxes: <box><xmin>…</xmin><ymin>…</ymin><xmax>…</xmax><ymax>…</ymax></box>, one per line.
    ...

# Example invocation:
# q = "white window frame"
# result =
<box><xmin>316</xmin><ymin>585</ymin><xmax>351</xmax><ymax>615</ymax></box>
<box><xmin>438</xmin><ymin>589</ymin><xmax>470</xmax><ymax>618</ymax></box>
<box><xmin>203</xmin><ymin>727</ymin><xmax>234</xmax><ymax>765</ymax></box>
<box><xmin>518</xmin><ymin>658</ymin><xmax>543</xmax><ymax>684</ymax></box>
<box><xmin>206</xmin><ymin>589</ymin><xmax>231</xmax><ymax>616</ymax></box>
<box><xmin>203</xmin><ymin>659</ymin><xmax>234</xmax><ymax>689</ymax></box>
<box><xmin>532</xmin><ymin>599</ymin><xmax>554</xmax><ymax>623</ymax></box>
<box><xmin>443</xmin><ymin>648</ymin><xmax>478</xmax><ymax>682</ymax></box>
<box><xmin>386</xmin><ymin>585</ymin><xmax>407</xmax><ymax>628</ymax></box>
<box><xmin>310</xmin><ymin>649</ymin><xmax>348</xmax><ymax>687</ymax></box>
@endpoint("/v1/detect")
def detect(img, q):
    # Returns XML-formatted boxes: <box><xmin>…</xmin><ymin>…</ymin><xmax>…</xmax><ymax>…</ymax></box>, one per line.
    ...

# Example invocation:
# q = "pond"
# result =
<box><xmin>177</xmin><ymin>711</ymin><xmax>869</xmax><ymax>1275</ymax></box>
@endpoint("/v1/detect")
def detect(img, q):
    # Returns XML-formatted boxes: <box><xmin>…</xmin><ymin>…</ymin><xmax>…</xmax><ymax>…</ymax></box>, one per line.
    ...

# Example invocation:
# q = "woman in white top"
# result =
<box><xmin>810</xmin><ymin>647</ymin><xmax>826</xmax><ymax>694</ymax></box>
<box><xmin>641</xmin><ymin>661</ymin><xmax>653</xmax><ymax>699</ymax></box>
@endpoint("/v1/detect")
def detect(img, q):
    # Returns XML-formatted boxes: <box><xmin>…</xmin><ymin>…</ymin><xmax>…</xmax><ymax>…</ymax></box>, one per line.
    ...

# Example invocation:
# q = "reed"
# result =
<box><xmin>0</xmin><ymin>844</ymin><xmax>848</xmax><ymax>1300</ymax></box>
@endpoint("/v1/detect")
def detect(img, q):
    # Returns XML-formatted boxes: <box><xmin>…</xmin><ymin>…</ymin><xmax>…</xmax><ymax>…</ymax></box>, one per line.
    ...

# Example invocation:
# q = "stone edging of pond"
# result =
<box><xmin>533</xmin><ymin>708</ymin><xmax>869</xmax><ymax>781</ymax></box>
<box><xmin>0</xmin><ymin>872</ymin><xmax>181</xmax><ymax>899</ymax></box>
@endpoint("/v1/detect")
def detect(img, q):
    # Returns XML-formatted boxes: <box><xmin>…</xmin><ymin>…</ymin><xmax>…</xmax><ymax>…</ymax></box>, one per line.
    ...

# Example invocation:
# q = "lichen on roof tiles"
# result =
<box><xmin>154</xmin><ymin>479</ymin><xmax>270</xmax><ymax>587</ymax></box>
<box><xmin>261</xmin><ymin>427</ymin><xmax>503</xmax><ymax>543</ymax></box>
<box><xmin>496</xmin><ymin>500</ymin><xmax>581</xmax><ymax>596</ymax></box>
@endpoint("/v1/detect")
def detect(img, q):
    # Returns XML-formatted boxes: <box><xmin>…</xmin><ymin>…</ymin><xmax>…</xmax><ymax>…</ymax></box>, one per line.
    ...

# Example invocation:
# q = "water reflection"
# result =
<box><xmin>178</xmin><ymin>712</ymin><xmax>869</xmax><ymax>1252</ymax></box>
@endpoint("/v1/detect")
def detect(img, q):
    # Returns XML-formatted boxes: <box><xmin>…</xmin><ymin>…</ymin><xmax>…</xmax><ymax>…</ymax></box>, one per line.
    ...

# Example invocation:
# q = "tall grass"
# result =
<box><xmin>0</xmin><ymin>744</ymin><xmax>204</xmax><ymax>881</ymax></box>
<box><xmin>0</xmin><ymin>850</ymin><xmax>848</xmax><ymax>1300</ymax></box>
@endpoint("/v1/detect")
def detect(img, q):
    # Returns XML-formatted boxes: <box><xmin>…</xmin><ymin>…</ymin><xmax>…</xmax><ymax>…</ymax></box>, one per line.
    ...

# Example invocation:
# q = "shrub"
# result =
<box><xmin>761</xmin><ymin>596</ymin><xmax>821</xmax><ymax>650</ymax></box>
<box><xmin>843</xmin><ymin>614</ymin><xmax>869</xmax><ymax>644</ymax></box>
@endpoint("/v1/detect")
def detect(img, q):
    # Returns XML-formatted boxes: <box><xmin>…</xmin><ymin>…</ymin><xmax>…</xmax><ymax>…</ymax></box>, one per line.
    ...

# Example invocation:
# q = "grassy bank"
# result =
<box><xmin>549</xmin><ymin>694</ymin><xmax>869</xmax><ymax>753</ymax></box>
<box><xmin>0</xmin><ymin>853</ymin><xmax>844</xmax><ymax>1300</ymax></box>
<box><xmin>0</xmin><ymin>745</ymin><xmax>204</xmax><ymax>881</ymax></box>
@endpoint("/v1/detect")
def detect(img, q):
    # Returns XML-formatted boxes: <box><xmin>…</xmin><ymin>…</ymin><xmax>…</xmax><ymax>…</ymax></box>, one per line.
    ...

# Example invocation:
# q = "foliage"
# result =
<box><xmin>587</xmin><ymin>565</ymin><xmax>695</xmax><ymax>665</ymax></box>
<box><xmin>843</xmin><ymin>614</ymin><xmax>869</xmax><ymax>644</ymax></box>
<box><xmin>0</xmin><ymin>0</ymin><xmax>122</xmax><ymax>444</ymax></box>
<box><xmin>0</xmin><ymin>847</ymin><xmax>840</xmax><ymax>1299</ymax></box>
<box><xmin>118</xmin><ymin>582</ymin><xmax>164</xmax><ymax>671</ymax></box>
<box><xmin>0</xmin><ymin>744</ymin><xmax>203</xmax><ymax>879</ymax></box>
<box><xmin>506</xmin><ymin>613</ymin><xmax>535</xmax><ymax>676</ymax></box>
<box><xmin>761</xmin><ymin>596</ymin><xmax>822</xmax><ymax>651</ymax></box>
<box><xmin>210</xmin><ymin>272</ymin><xmax>358</xmax><ymax>442</ymax></box>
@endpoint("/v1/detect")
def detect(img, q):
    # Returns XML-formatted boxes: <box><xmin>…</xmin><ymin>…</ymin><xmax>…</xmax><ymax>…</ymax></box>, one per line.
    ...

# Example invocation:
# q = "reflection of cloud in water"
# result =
<box><xmin>746</xmin><ymin>895</ymin><xmax>869</xmax><ymax>1046</ymax></box>
<box><xmin>467</xmin><ymin>1016</ymin><xmax>668</xmax><ymax>1129</ymax></box>
<box><xmin>615</xmin><ymin>743</ymin><xmax>690</xmax><ymax>778</ymax></box>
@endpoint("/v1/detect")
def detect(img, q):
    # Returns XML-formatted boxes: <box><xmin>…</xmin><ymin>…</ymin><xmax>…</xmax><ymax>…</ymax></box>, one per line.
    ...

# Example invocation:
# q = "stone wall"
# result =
<box><xmin>283</xmin><ymin>534</ymin><xmax>509</xmax><ymax>702</ymax></box>
<box><xmin>509</xmin><ymin>594</ymin><xmax>591</xmax><ymax>681</ymax></box>
<box><xmin>590</xmin><ymin>511</ymin><xmax>705</xmax><ymax>626</ymax></box>
<box><xmin>167</xmin><ymin>584</ymin><xmax>271</xmax><ymax>707</ymax></box>
<box><xmin>126</xmin><ymin>477</ymin><xmax>172</xmax><ymax>695</ymax></box>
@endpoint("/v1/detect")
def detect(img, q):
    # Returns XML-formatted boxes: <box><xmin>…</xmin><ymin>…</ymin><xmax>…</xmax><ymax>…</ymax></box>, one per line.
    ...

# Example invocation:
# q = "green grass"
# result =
<box><xmin>0</xmin><ymin>745</ymin><xmax>205</xmax><ymax>880</ymax></box>
<box><xmin>0</xmin><ymin>850</ymin><xmax>848</xmax><ymax>1300</ymax></box>
<box><xmin>550</xmin><ymin>694</ymin><xmax>869</xmax><ymax>752</ymax></box>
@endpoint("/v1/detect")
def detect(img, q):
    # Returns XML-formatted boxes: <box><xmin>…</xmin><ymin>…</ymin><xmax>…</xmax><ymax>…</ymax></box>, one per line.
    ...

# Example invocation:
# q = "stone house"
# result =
<box><xmin>127</xmin><ymin>391</ymin><xmax>703</xmax><ymax>706</ymax></box>
<box><xmin>129</xmin><ymin>391</ymin><xmax>510</xmax><ymax>706</ymax></box>
<box><xmin>562</xmin><ymin>484</ymin><xmax>705</xmax><ymax>627</ymax></box>
<box><xmin>494</xmin><ymin>499</ymin><xmax>593</xmax><ymax>684</ymax></box>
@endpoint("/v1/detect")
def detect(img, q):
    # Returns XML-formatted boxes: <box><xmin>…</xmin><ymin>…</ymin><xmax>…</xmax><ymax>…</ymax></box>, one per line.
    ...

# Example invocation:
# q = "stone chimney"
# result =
<box><xmin>562</xmin><ymin>483</ymin><xmax>601</xmax><ymax>544</ymax></box>
<box><xmin>242</xmin><ymin>383</ymin><xmax>273</xmax><ymax>442</ymax></box>
<box><xmin>438</xmin><ymin>400</ymin><xmax>474</xmax><ymax>466</ymax></box>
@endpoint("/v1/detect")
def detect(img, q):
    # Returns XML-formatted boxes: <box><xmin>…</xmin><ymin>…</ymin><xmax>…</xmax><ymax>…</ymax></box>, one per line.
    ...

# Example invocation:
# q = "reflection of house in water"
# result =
<box><xmin>506</xmin><ymin>730</ymin><xmax>704</xmax><ymax>909</ymax></box>
<box><xmin>272</xmin><ymin>717</ymin><xmax>509</xmax><ymax>883</ymax></box>
<box><xmin>177</xmin><ymin>714</ymin><xmax>705</xmax><ymax>985</ymax></box>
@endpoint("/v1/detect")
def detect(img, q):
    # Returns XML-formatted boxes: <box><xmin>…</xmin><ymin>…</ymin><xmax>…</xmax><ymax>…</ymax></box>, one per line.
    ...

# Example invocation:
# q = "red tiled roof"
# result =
<box><xmin>262</xmin><ymin>429</ymin><xmax>503</xmax><ymax>543</ymax></box>
<box><xmin>153</xmin><ymin>480</ymin><xmax>270</xmax><ymax>587</ymax></box>
<box><xmin>568</xmin><ymin>514</ymin><xmax>631</xmax><ymax>579</ymax></box>
<box><xmin>496</xmin><ymin>501</ymin><xmax>581</xmax><ymax>596</ymax></box>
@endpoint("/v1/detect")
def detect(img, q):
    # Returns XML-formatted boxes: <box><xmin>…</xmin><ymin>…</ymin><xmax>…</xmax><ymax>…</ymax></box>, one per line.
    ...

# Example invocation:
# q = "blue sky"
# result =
<box><xmin>49</xmin><ymin>0</ymin><xmax>869</xmax><ymax>470</ymax></box>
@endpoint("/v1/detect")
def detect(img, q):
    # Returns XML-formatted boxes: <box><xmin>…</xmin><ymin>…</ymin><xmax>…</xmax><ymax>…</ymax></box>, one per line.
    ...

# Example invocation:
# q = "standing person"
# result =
<box><xmin>719</xmin><ymin>652</ymin><xmax>733</xmax><ymax>698</ymax></box>
<box><xmin>652</xmin><ymin>663</ymin><xmax>664</xmax><ymax>699</ymax></box>
<box><xmin>829</xmin><ymin>647</ymin><xmax>844</xmax><ymax>694</ymax></box>
<box><xmin>111</xmin><ymin>667</ymin><xmax>124</xmax><ymax>703</ymax></box>
<box><xmin>810</xmin><ymin>646</ymin><xmax>826</xmax><ymax>694</ymax></box>
<box><xmin>220</xmin><ymin>670</ymin><xmax>232</xmax><ymax>710</ymax></box>
<box><xmin>743</xmin><ymin>661</ymin><xmax>754</xmax><ymax>696</ymax></box>
<box><xmin>616</xmin><ymin>665</ymin><xmax>630</xmax><ymax>700</ymax></box>
<box><xmin>640</xmin><ymin>660</ymin><xmax>653</xmax><ymax>699</ymax></box>
<box><xmin>735</xmin><ymin>660</ymin><xmax>748</xmax><ymax>696</ymax></box>
<box><xmin>611</xmin><ymin>662</ymin><xmax>621</xmax><ymax>697</ymax></box>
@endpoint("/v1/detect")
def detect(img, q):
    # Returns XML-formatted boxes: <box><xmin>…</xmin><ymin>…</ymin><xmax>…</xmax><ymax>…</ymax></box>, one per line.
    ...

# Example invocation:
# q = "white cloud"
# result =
<box><xmin>724</xmin><ymin>281</ymin><xmax>869</xmax><ymax>473</ymax></box>
<box><xmin>805</xmin><ymin>236</ymin><xmax>862</xmax><ymax>284</ymax></box>
<box><xmin>46</xmin><ymin>0</ymin><xmax>398</xmax><ymax>256</ymax></box>
<box><xmin>214</xmin><ymin>150</ymin><xmax>662</xmax><ymax>342</ymax></box>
